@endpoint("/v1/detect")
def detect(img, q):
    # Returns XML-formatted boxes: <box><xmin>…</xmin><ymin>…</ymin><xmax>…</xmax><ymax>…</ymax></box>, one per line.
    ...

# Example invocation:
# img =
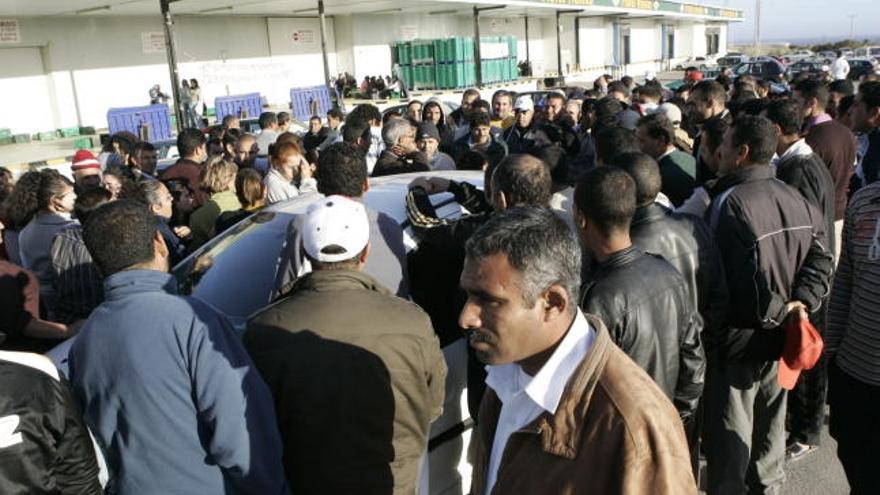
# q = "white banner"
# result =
<box><xmin>480</xmin><ymin>42</ymin><xmax>509</xmax><ymax>59</ymax></box>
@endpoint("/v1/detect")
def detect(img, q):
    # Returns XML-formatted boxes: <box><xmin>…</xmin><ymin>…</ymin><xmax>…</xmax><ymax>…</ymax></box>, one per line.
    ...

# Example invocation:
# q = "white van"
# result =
<box><xmin>853</xmin><ymin>46</ymin><xmax>880</xmax><ymax>60</ymax></box>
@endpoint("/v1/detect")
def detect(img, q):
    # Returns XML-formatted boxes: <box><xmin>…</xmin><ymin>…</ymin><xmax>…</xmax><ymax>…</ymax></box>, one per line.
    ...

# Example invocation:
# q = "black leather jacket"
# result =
<box><xmin>630</xmin><ymin>203</ymin><xmax>729</xmax><ymax>358</ymax></box>
<box><xmin>580</xmin><ymin>247</ymin><xmax>705</xmax><ymax>419</ymax></box>
<box><xmin>706</xmin><ymin>166</ymin><xmax>834</xmax><ymax>362</ymax></box>
<box><xmin>0</xmin><ymin>353</ymin><xmax>102</xmax><ymax>494</ymax></box>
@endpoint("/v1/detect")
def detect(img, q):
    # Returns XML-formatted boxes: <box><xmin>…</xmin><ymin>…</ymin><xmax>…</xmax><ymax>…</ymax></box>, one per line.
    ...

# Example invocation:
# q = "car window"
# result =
<box><xmin>172</xmin><ymin>185</ymin><xmax>479</xmax><ymax>324</ymax></box>
<box><xmin>174</xmin><ymin>211</ymin><xmax>293</xmax><ymax>320</ymax></box>
<box><xmin>736</xmin><ymin>64</ymin><xmax>751</xmax><ymax>75</ymax></box>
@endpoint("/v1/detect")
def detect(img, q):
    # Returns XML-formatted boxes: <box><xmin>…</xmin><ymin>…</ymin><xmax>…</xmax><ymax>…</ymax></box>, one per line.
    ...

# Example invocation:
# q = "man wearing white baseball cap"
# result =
<box><xmin>503</xmin><ymin>95</ymin><xmax>549</xmax><ymax>154</ymax></box>
<box><xmin>245</xmin><ymin>195</ymin><xmax>447</xmax><ymax>495</ymax></box>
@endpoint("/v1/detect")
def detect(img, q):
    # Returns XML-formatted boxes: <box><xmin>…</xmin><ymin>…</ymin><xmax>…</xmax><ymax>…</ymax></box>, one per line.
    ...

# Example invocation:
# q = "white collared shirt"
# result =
<box><xmin>658</xmin><ymin>147</ymin><xmax>676</xmax><ymax>162</ymax></box>
<box><xmin>483</xmin><ymin>310</ymin><xmax>596</xmax><ymax>494</ymax></box>
<box><xmin>770</xmin><ymin>138</ymin><xmax>813</xmax><ymax>169</ymax></box>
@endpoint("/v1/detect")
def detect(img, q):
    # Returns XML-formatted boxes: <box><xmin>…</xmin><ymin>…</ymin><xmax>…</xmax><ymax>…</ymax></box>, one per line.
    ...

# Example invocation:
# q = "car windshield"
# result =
<box><xmin>173</xmin><ymin>210</ymin><xmax>293</xmax><ymax>322</ymax></box>
<box><xmin>735</xmin><ymin>64</ymin><xmax>751</xmax><ymax>75</ymax></box>
<box><xmin>171</xmin><ymin>175</ymin><xmax>479</xmax><ymax>326</ymax></box>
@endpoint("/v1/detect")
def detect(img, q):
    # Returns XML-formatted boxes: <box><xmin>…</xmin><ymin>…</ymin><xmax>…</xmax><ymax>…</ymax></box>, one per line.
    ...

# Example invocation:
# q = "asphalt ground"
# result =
<box><xmin>696</xmin><ymin>408</ymin><xmax>850</xmax><ymax>494</ymax></box>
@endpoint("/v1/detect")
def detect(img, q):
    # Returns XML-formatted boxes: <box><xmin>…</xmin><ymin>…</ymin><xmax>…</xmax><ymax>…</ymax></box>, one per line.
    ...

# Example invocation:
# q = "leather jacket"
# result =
<box><xmin>580</xmin><ymin>247</ymin><xmax>705</xmax><ymax>418</ymax></box>
<box><xmin>630</xmin><ymin>203</ymin><xmax>729</xmax><ymax>355</ymax></box>
<box><xmin>470</xmin><ymin>314</ymin><xmax>698</xmax><ymax>495</ymax></box>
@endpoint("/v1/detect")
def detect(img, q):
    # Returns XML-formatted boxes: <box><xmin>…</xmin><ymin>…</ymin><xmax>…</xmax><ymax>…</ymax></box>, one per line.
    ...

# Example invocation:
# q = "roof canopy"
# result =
<box><xmin>1</xmin><ymin>0</ymin><xmax>743</xmax><ymax>21</ymax></box>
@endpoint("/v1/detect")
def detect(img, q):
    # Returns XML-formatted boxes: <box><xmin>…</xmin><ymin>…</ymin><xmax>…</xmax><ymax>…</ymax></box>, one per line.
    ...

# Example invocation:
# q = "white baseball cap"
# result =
<box><xmin>653</xmin><ymin>102</ymin><xmax>683</xmax><ymax>127</ymax></box>
<box><xmin>514</xmin><ymin>95</ymin><xmax>534</xmax><ymax>112</ymax></box>
<box><xmin>302</xmin><ymin>195</ymin><xmax>369</xmax><ymax>263</ymax></box>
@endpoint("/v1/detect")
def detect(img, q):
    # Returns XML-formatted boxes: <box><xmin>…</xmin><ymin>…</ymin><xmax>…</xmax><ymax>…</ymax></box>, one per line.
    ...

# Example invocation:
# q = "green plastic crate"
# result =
<box><xmin>399</xmin><ymin>64</ymin><xmax>414</xmax><ymax>89</ymax></box>
<box><xmin>60</xmin><ymin>127</ymin><xmax>80</xmax><ymax>138</ymax></box>
<box><xmin>412</xmin><ymin>40</ymin><xmax>434</xmax><ymax>65</ymax></box>
<box><xmin>449</xmin><ymin>37</ymin><xmax>474</xmax><ymax>62</ymax></box>
<box><xmin>413</xmin><ymin>64</ymin><xmax>436</xmax><ymax>90</ymax></box>
<box><xmin>0</xmin><ymin>137</ymin><xmax>12</xmax><ymax>146</ymax></box>
<box><xmin>36</xmin><ymin>131</ymin><xmax>57</xmax><ymax>141</ymax></box>
<box><xmin>396</xmin><ymin>42</ymin><xmax>411</xmax><ymax>65</ymax></box>
<box><xmin>13</xmin><ymin>133</ymin><xmax>30</xmax><ymax>144</ymax></box>
<box><xmin>73</xmin><ymin>137</ymin><xmax>94</xmax><ymax>149</ymax></box>
<box><xmin>0</xmin><ymin>128</ymin><xmax>10</xmax><ymax>139</ymax></box>
<box><xmin>433</xmin><ymin>40</ymin><xmax>447</xmax><ymax>64</ymax></box>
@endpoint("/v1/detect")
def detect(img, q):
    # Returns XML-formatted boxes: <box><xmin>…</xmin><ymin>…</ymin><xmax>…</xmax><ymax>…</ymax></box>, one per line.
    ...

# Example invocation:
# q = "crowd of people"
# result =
<box><xmin>2</xmin><ymin>60</ymin><xmax>880</xmax><ymax>495</ymax></box>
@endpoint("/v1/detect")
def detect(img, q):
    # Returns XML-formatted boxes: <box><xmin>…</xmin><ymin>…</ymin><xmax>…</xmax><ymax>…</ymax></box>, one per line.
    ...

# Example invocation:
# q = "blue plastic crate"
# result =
<box><xmin>290</xmin><ymin>85</ymin><xmax>332</xmax><ymax>123</ymax></box>
<box><xmin>214</xmin><ymin>93</ymin><xmax>263</xmax><ymax>122</ymax></box>
<box><xmin>106</xmin><ymin>104</ymin><xmax>172</xmax><ymax>142</ymax></box>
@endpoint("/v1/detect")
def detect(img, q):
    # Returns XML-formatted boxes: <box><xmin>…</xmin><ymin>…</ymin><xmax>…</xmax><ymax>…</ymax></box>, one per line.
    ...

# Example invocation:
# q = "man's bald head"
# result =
<box><xmin>491</xmin><ymin>154</ymin><xmax>553</xmax><ymax>210</ymax></box>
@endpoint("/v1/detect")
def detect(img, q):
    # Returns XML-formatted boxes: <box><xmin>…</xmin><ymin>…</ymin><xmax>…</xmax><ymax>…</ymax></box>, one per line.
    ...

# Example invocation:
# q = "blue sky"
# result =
<box><xmin>722</xmin><ymin>0</ymin><xmax>880</xmax><ymax>44</ymax></box>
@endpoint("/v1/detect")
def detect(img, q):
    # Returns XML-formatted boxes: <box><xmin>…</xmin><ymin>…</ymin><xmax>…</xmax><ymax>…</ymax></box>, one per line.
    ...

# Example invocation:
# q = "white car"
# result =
<box><xmin>48</xmin><ymin>170</ymin><xmax>484</xmax><ymax>495</ymax></box>
<box><xmin>674</xmin><ymin>55</ymin><xmax>719</xmax><ymax>71</ymax></box>
<box><xmin>786</xmin><ymin>50</ymin><xmax>815</xmax><ymax>62</ymax></box>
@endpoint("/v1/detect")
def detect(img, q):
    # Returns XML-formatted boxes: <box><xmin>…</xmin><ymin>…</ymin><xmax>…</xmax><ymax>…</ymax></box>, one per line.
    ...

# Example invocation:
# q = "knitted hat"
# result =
<box><xmin>71</xmin><ymin>150</ymin><xmax>101</xmax><ymax>171</ymax></box>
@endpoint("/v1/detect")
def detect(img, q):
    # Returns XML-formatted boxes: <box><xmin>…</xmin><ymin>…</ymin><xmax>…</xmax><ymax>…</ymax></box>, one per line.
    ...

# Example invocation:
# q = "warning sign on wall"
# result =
<box><xmin>292</xmin><ymin>30</ymin><xmax>316</xmax><ymax>44</ymax></box>
<box><xmin>0</xmin><ymin>19</ymin><xmax>21</xmax><ymax>44</ymax></box>
<box><xmin>141</xmin><ymin>32</ymin><xmax>165</xmax><ymax>54</ymax></box>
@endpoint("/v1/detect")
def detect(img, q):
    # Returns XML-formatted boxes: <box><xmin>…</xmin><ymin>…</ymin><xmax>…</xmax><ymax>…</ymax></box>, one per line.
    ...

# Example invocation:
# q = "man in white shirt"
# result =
<box><xmin>831</xmin><ymin>51</ymin><xmax>850</xmax><ymax>81</ymax></box>
<box><xmin>460</xmin><ymin>207</ymin><xmax>696</xmax><ymax>495</ymax></box>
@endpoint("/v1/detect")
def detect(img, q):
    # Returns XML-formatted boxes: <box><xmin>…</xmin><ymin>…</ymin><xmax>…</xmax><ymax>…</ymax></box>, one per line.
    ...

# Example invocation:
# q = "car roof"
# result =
<box><xmin>262</xmin><ymin>170</ymin><xmax>483</xmax><ymax>225</ymax></box>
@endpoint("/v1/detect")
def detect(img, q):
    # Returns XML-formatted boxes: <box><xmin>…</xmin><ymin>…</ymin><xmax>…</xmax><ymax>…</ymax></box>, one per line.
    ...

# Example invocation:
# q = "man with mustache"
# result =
<box><xmin>460</xmin><ymin>206</ymin><xmax>697</xmax><ymax>494</ymax></box>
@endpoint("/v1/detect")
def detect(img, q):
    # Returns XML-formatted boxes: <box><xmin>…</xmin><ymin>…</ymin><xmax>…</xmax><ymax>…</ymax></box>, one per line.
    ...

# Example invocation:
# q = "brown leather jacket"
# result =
<box><xmin>470</xmin><ymin>314</ymin><xmax>697</xmax><ymax>495</ymax></box>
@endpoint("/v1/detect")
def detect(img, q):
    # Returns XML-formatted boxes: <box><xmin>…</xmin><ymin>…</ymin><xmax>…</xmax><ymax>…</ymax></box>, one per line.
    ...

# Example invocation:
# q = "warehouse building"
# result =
<box><xmin>0</xmin><ymin>0</ymin><xmax>742</xmax><ymax>136</ymax></box>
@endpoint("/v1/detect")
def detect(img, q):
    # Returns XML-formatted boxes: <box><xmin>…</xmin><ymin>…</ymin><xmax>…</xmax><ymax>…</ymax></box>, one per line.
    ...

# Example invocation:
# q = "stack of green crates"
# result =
<box><xmin>395</xmin><ymin>35</ymin><xmax>518</xmax><ymax>91</ymax></box>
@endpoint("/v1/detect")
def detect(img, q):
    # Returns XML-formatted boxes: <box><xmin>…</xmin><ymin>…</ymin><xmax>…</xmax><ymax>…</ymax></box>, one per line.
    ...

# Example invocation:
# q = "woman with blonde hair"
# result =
<box><xmin>188</xmin><ymin>156</ymin><xmax>238</xmax><ymax>248</ymax></box>
<box><xmin>214</xmin><ymin>168</ymin><xmax>267</xmax><ymax>233</ymax></box>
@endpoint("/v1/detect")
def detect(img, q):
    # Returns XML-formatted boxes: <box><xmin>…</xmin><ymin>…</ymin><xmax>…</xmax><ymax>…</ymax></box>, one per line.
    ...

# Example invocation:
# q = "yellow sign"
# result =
<box><xmin>682</xmin><ymin>5</ymin><xmax>709</xmax><ymax>15</ymax></box>
<box><xmin>619</xmin><ymin>0</ymin><xmax>655</xmax><ymax>10</ymax></box>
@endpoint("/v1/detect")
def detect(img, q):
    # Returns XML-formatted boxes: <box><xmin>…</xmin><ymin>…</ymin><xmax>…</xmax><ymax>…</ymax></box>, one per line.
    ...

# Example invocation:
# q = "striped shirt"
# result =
<box><xmin>50</xmin><ymin>226</ymin><xmax>103</xmax><ymax>324</ymax></box>
<box><xmin>827</xmin><ymin>180</ymin><xmax>880</xmax><ymax>386</ymax></box>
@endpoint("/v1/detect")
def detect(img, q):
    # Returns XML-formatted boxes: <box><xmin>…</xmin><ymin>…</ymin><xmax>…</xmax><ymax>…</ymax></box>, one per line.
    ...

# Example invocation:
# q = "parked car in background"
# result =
<box><xmin>717</xmin><ymin>54</ymin><xmax>749</xmax><ymax>68</ymax></box>
<box><xmin>733</xmin><ymin>58</ymin><xmax>787</xmax><ymax>81</ymax></box>
<box><xmin>788</xmin><ymin>60</ymin><xmax>826</xmax><ymax>78</ymax></box>
<box><xmin>817</xmin><ymin>51</ymin><xmax>837</xmax><ymax>61</ymax></box>
<box><xmin>848</xmin><ymin>58</ymin><xmax>879</xmax><ymax>80</ymax></box>
<box><xmin>786</xmin><ymin>49</ymin><xmax>815</xmax><ymax>62</ymax></box>
<box><xmin>675</xmin><ymin>55</ymin><xmax>718</xmax><ymax>71</ymax></box>
<box><xmin>853</xmin><ymin>46</ymin><xmax>880</xmax><ymax>60</ymax></box>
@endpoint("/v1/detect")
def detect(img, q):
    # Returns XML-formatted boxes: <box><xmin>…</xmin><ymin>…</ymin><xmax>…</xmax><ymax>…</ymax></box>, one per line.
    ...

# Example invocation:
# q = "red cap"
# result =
<box><xmin>778</xmin><ymin>315</ymin><xmax>824</xmax><ymax>390</ymax></box>
<box><xmin>71</xmin><ymin>150</ymin><xmax>101</xmax><ymax>171</ymax></box>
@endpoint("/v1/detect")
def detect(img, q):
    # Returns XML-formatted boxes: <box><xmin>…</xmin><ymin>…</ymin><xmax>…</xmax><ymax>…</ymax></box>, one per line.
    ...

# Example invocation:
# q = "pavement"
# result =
<box><xmin>696</xmin><ymin>410</ymin><xmax>850</xmax><ymax>494</ymax></box>
<box><xmin>780</xmin><ymin>419</ymin><xmax>849</xmax><ymax>495</ymax></box>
